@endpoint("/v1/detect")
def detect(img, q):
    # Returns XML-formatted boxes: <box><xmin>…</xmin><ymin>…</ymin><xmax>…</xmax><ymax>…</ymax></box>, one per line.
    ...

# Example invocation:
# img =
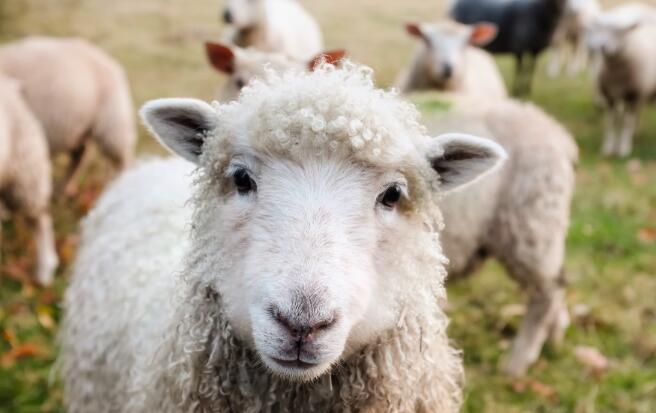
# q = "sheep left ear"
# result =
<box><xmin>308</xmin><ymin>50</ymin><xmax>347</xmax><ymax>71</ymax></box>
<box><xmin>469</xmin><ymin>23</ymin><xmax>498</xmax><ymax>46</ymax></box>
<box><xmin>140</xmin><ymin>98</ymin><xmax>218</xmax><ymax>164</ymax></box>
<box><xmin>428</xmin><ymin>133</ymin><xmax>507</xmax><ymax>193</ymax></box>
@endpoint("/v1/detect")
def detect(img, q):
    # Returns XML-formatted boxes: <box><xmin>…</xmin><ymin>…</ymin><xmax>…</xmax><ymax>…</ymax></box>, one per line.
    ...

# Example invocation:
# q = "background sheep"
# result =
<box><xmin>415</xmin><ymin>93</ymin><xmax>578</xmax><ymax>376</ymax></box>
<box><xmin>221</xmin><ymin>0</ymin><xmax>323</xmax><ymax>61</ymax></box>
<box><xmin>451</xmin><ymin>0</ymin><xmax>567</xmax><ymax>95</ymax></box>
<box><xmin>547</xmin><ymin>0</ymin><xmax>601</xmax><ymax>77</ymax></box>
<box><xmin>60</xmin><ymin>64</ymin><xmax>507</xmax><ymax>412</ymax></box>
<box><xmin>0</xmin><ymin>36</ymin><xmax>136</xmax><ymax>196</ymax></box>
<box><xmin>0</xmin><ymin>74</ymin><xmax>58</xmax><ymax>286</ymax></box>
<box><xmin>586</xmin><ymin>3</ymin><xmax>656</xmax><ymax>157</ymax></box>
<box><xmin>205</xmin><ymin>41</ymin><xmax>345</xmax><ymax>100</ymax></box>
<box><xmin>395</xmin><ymin>21</ymin><xmax>507</xmax><ymax>99</ymax></box>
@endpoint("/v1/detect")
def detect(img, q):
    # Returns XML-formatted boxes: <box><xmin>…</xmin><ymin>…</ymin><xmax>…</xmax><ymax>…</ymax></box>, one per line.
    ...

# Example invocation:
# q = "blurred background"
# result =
<box><xmin>0</xmin><ymin>0</ymin><xmax>655</xmax><ymax>412</ymax></box>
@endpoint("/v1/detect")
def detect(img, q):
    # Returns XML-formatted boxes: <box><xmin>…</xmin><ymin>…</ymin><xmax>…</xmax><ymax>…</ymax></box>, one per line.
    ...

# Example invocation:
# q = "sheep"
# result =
<box><xmin>547</xmin><ymin>0</ymin><xmax>601</xmax><ymax>77</ymax></box>
<box><xmin>59</xmin><ymin>63</ymin><xmax>509</xmax><ymax>412</ymax></box>
<box><xmin>412</xmin><ymin>91</ymin><xmax>578</xmax><ymax>376</ymax></box>
<box><xmin>395</xmin><ymin>21</ymin><xmax>507</xmax><ymax>99</ymax></box>
<box><xmin>221</xmin><ymin>0</ymin><xmax>323</xmax><ymax>61</ymax></box>
<box><xmin>451</xmin><ymin>0</ymin><xmax>567</xmax><ymax>95</ymax></box>
<box><xmin>585</xmin><ymin>3</ymin><xmax>656</xmax><ymax>157</ymax></box>
<box><xmin>0</xmin><ymin>74</ymin><xmax>58</xmax><ymax>286</ymax></box>
<box><xmin>205</xmin><ymin>40</ymin><xmax>345</xmax><ymax>100</ymax></box>
<box><xmin>0</xmin><ymin>36</ymin><xmax>136</xmax><ymax>196</ymax></box>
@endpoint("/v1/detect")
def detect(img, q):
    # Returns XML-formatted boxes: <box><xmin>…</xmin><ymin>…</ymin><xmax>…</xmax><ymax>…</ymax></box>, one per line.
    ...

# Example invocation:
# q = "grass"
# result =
<box><xmin>1</xmin><ymin>0</ymin><xmax>655</xmax><ymax>412</ymax></box>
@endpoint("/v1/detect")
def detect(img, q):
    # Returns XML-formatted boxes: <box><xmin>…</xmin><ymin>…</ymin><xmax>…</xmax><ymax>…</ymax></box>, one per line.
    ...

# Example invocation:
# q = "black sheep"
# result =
<box><xmin>451</xmin><ymin>0</ymin><xmax>566</xmax><ymax>95</ymax></box>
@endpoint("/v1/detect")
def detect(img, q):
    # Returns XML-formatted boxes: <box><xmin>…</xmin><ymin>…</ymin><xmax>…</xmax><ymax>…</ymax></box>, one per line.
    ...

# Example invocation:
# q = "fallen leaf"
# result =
<box><xmin>36</xmin><ymin>305</ymin><xmax>56</xmax><ymax>330</ymax></box>
<box><xmin>500</xmin><ymin>303</ymin><xmax>525</xmax><ymax>319</ymax></box>
<box><xmin>511</xmin><ymin>378</ymin><xmax>558</xmax><ymax>402</ymax></box>
<box><xmin>575</xmin><ymin>346</ymin><xmax>609</xmax><ymax>375</ymax></box>
<box><xmin>0</xmin><ymin>343</ymin><xmax>44</xmax><ymax>368</ymax></box>
<box><xmin>637</xmin><ymin>228</ymin><xmax>656</xmax><ymax>244</ymax></box>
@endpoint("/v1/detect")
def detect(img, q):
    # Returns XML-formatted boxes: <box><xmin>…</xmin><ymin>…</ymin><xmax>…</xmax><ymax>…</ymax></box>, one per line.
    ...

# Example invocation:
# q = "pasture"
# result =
<box><xmin>0</xmin><ymin>0</ymin><xmax>655</xmax><ymax>411</ymax></box>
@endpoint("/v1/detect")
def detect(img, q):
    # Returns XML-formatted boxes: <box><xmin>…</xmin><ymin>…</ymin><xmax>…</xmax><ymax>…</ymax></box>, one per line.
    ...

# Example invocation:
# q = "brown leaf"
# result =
<box><xmin>637</xmin><ymin>228</ymin><xmax>656</xmax><ymax>244</ymax></box>
<box><xmin>0</xmin><ymin>343</ymin><xmax>44</xmax><ymax>368</ymax></box>
<box><xmin>511</xmin><ymin>378</ymin><xmax>558</xmax><ymax>402</ymax></box>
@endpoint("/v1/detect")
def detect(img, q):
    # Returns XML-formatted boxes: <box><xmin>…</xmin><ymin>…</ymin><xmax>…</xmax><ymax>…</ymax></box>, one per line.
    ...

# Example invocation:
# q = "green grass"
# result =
<box><xmin>1</xmin><ymin>0</ymin><xmax>656</xmax><ymax>412</ymax></box>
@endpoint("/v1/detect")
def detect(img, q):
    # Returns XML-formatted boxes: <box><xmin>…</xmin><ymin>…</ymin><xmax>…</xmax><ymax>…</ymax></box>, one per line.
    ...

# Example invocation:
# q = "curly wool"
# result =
<box><xmin>61</xmin><ymin>63</ymin><xmax>463</xmax><ymax>413</ymax></box>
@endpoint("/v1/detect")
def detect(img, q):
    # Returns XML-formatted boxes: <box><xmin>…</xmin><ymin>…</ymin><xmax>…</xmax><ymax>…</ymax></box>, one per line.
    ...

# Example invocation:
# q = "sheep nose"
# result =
<box><xmin>442</xmin><ymin>63</ymin><xmax>453</xmax><ymax>79</ymax></box>
<box><xmin>223</xmin><ymin>9</ymin><xmax>233</xmax><ymax>24</ymax></box>
<box><xmin>272</xmin><ymin>308</ymin><xmax>337</xmax><ymax>343</ymax></box>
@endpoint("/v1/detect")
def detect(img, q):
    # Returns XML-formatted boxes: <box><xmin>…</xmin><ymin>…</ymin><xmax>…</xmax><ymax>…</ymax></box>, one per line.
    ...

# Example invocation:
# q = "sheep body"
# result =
<box><xmin>0</xmin><ymin>36</ymin><xmax>136</xmax><ymax>192</ymax></box>
<box><xmin>223</xmin><ymin>0</ymin><xmax>323</xmax><ymax>61</ymax></box>
<box><xmin>451</xmin><ymin>0</ymin><xmax>566</xmax><ymax>95</ymax></box>
<box><xmin>58</xmin><ymin>64</ymin><xmax>512</xmax><ymax>412</ymax></box>
<box><xmin>415</xmin><ymin>92</ymin><xmax>577</xmax><ymax>375</ymax></box>
<box><xmin>587</xmin><ymin>3</ymin><xmax>656</xmax><ymax>156</ymax></box>
<box><xmin>396</xmin><ymin>22</ymin><xmax>507</xmax><ymax>98</ymax></box>
<box><xmin>0</xmin><ymin>74</ymin><xmax>58</xmax><ymax>285</ymax></box>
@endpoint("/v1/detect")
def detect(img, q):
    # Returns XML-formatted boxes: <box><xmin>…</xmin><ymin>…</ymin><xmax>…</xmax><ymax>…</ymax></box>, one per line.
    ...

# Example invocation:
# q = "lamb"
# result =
<box><xmin>547</xmin><ymin>0</ymin><xmax>601</xmax><ymax>77</ymax></box>
<box><xmin>451</xmin><ymin>0</ymin><xmax>567</xmax><ymax>95</ymax></box>
<box><xmin>0</xmin><ymin>74</ymin><xmax>58</xmax><ymax>286</ymax></box>
<box><xmin>0</xmin><ymin>36</ymin><xmax>136</xmax><ymax>195</ymax></box>
<box><xmin>221</xmin><ymin>0</ymin><xmax>323</xmax><ymax>61</ymax></box>
<box><xmin>395</xmin><ymin>21</ymin><xmax>507</xmax><ymax>98</ymax></box>
<box><xmin>413</xmin><ymin>91</ymin><xmax>578</xmax><ymax>376</ymax></box>
<box><xmin>205</xmin><ymin>40</ymin><xmax>345</xmax><ymax>100</ymax></box>
<box><xmin>585</xmin><ymin>3</ymin><xmax>656</xmax><ymax>157</ymax></box>
<box><xmin>59</xmin><ymin>63</ymin><xmax>508</xmax><ymax>412</ymax></box>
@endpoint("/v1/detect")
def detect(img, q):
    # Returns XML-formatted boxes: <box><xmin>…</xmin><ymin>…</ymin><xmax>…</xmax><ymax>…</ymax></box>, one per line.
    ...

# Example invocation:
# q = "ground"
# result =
<box><xmin>0</xmin><ymin>0</ymin><xmax>655</xmax><ymax>412</ymax></box>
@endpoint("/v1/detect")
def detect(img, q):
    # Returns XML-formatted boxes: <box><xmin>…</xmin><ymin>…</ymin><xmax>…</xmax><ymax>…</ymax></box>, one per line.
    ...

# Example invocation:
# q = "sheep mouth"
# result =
<box><xmin>268</xmin><ymin>356</ymin><xmax>319</xmax><ymax>370</ymax></box>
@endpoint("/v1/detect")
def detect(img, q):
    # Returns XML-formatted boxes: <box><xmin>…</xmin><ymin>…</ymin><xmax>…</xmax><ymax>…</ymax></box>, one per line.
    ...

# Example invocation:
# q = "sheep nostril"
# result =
<box><xmin>222</xmin><ymin>9</ymin><xmax>233</xmax><ymax>24</ymax></box>
<box><xmin>442</xmin><ymin>63</ymin><xmax>453</xmax><ymax>79</ymax></box>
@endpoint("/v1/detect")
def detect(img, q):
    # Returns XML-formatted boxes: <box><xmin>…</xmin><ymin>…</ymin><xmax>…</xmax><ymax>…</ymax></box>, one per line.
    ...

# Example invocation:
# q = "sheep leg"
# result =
<box><xmin>617</xmin><ymin>104</ymin><xmax>640</xmax><ymax>157</ymax></box>
<box><xmin>602</xmin><ymin>104</ymin><xmax>621</xmax><ymax>156</ymax></box>
<box><xmin>504</xmin><ymin>284</ymin><xmax>564</xmax><ymax>376</ymax></box>
<box><xmin>31</xmin><ymin>213</ymin><xmax>58</xmax><ymax>286</ymax></box>
<box><xmin>512</xmin><ymin>54</ymin><xmax>525</xmax><ymax>96</ymax></box>
<box><xmin>547</xmin><ymin>46</ymin><xmax>564</xmax><ymax>78</ymax></box>
<box><xmin>568</xmin><ymin>37</ymin><xmax>586</xmax><ymax>76</ymax></box>
<box><xmin>62</xmin><ymin>142</ymin><xmax>89</xmax><ymax>198</ymax></box>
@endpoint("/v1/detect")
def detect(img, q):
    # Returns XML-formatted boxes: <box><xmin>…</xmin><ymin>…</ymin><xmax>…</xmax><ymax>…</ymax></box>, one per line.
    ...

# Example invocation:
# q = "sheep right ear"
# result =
<box><xmin>405</xmin><ymin>23</ymin><xmax>426</xmax><ymax>40</ymax></box>
<box><xmin>469</xmin><ymin>23</ymin><xmax>498</xmax><ymax>46</ymax></box>
<box><xmin>205</xmin><ymin>41</ymin><xmax>236</xmax><ymax>74</ymax></box>
<box><xmin>140</xmin><ymin>98</ymin><xmax>218</xmax><ymax>164</ymax></box>
<box><xmin>428</xmin><ymin>133</ymin><xmax>507</xmax><ymax>193</ymax></box>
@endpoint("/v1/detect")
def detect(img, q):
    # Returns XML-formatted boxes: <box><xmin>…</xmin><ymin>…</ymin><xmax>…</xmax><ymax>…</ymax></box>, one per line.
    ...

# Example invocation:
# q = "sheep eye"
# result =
<box><xmin>235</xmin><ymin>78</ymin><xmax>245</xmax><ymax>89</ymax></box>
<box><xmin>233</xmin><ymin>168</ymin><xmax>256</xmax><ymax>194</ymax></box>
<box><xmin>378</xmin><ymin>184</ymin><xmax>402</xmax><ymax>208</ymax></box>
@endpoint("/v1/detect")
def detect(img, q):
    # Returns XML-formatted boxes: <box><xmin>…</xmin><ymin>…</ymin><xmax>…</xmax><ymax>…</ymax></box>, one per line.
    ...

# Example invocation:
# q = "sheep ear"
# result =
<box><xmin>308</xmin><ymin>50</ymin><xmax>347</xmax><ymax>71</ymax></box>
<box><xmin>205</xmin><ymin>41</ymin><xmax>236</xmax><ymax>74</ymax></box>
<box><xmin>140</xmin><ymin>98</ymin><xmax>218</xmax><ymax>164</ymax></box>
<box><xmin>428</xmin><ymin>133</ymin><xmax>507</xmax><ymax>193</ymax></box>
<box><xmin>469</xmin><ymin>23</ymin><xmax>498</xmax><ymax>46</ymax></box>
<box><xmin>405</xmin><ymin>23</ymin><xmax>425</xmax><ymax>39</ymax></box>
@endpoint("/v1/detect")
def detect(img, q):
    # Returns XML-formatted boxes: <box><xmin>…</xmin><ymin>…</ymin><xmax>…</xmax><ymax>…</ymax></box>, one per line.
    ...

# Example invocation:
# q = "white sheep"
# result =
<box><xmin>586</xmin><ymin>3</ymin><xmax>656</xmax><ymax>157</ymax></box>
<box><xmin>221</xmin><ymin>0</ymin><xmax>323</xmax><ymax>61</ymax></box>
<box><xmin>59</xmin><ymin>63</ymin><xmax>508</xmax><ymax>412</ymax></box>
<box><xmin>395</xmin><ymin>21</ymin><xmax>507</xmax><ymax>98</ymax></box>
<box><xmin>0</xmin><ymin>74</ymin><xmax>58</xmax><ymax>286</ymax></box>
<box><xmin>413</xmin><ymin>92</ymin><xmax>578</xmax><ymax>376</ymax></box>
<box><xmin>205</xmin><ymin>40</ymin><xmax>345</xmax><ymax>100</ymax></box>
<box><xmin>547</xmin><ymin>0</ymin><xmax>601</xmax><ymax>77</ymax></box>
<box><xmin>0</xmin><ymin>36</ymin><xmax>136</xmax><ymax>195</ymax></box>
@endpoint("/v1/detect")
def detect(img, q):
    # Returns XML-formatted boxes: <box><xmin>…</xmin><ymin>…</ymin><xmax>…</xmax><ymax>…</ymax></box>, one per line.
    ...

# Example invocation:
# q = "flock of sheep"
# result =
<box><xmin>0</xmin><ymin>0</ymin><xmax>654</xmax><ymax>411</ymax></box>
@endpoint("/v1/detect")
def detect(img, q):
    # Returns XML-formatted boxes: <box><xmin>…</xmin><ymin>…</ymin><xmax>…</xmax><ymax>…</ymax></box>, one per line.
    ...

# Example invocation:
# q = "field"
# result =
<box><xmin>1</xmin><ymin>0</ymin><xmax>655</xmax><ymax>411</ymax></box>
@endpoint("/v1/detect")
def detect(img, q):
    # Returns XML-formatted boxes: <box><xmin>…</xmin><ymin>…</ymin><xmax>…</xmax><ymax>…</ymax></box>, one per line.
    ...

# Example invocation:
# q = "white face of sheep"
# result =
<box><xmin>141</xmin><ymin>98</ymin><xmax>505</xmax><ymax>382</ymax></box>
<box><xmin>405</xmin><ymin>22</ymin><xmax>497</xmax><ymax>86</ymax></box>
<box><xmin>222</xmin><ymin>0</ymin><xmax>264</xmax><ymax>27</ymax></box>
<box><xmin>586</xmin><ymin>16</ymin><xmax>639</xmax><ymax>56</ymax></box>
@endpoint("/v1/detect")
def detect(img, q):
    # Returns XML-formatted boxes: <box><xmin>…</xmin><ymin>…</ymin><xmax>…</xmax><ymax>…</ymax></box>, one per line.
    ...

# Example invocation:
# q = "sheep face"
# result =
<box><xmin>586</xmin><ymin>16</ymin><xmax>639</xmax><ymax>56</ymax></box>
<box><xmin>141</xmin><ymin>65</ymin><xmax>505</xmax><ymax>382</ymax></box>
<box><xmin>223</xmin><ymin>0</ymin><xmax>265</xmax><ymax>28</ymax></box>
<box><xmin>406</xmin><ymin>22</ymin><xmax>497</xmax><ymax>87</ymax></box>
